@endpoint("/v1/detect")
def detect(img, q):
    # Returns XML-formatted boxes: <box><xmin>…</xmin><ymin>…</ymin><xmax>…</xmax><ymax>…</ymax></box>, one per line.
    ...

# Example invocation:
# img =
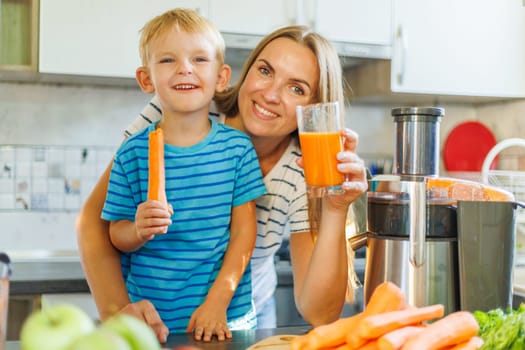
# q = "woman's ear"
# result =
<box><xmin>215</xmin><ymin>63</ymin><xmax>232</xmax><ymax>93</ymax></box>
<box><xmin>136</xmin><ymin>66</ymin><xmax>155</xmax><ymax>93</ymax></box>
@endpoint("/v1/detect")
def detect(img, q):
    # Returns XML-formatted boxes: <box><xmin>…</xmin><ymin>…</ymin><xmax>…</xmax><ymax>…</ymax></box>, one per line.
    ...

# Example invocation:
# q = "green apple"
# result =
<box><xmin>20</xmin><ymin>304</ymin><xmax>95</xmax><ymax>350</ymax></box>
<box><xmin>66</xmin><ymin>328</ymin><xmax>131</xmax><ymax>350</ymax></box>
<box><xmin>102</xmin><ymin>313</ymin><xmax>161</xmax><ymax>350</ymax></box>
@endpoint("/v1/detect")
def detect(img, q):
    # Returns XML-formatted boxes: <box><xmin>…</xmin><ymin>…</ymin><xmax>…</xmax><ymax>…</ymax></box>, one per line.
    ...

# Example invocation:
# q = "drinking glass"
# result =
<box><xmin>297</xmin><ymin>101</ymin><xmax>345</xmax><ymax>197</ymax></box>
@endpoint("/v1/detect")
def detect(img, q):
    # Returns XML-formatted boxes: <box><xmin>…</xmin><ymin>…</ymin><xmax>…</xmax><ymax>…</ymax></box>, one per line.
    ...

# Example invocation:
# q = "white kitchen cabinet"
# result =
<box><xmin>209</xmin><ymin>0</ymin><xmax>297</xmax><ymax>36</ymax></box>
<box><xmin>39</xmin><ymin>0</ymin><xmax>209</xmax><ymax>78</ymax></box>
<box><xmin>210</xmin><ymin>0</ymin><xmax>392</xmax><ymax>59</ymax></box>
<box><xmin>314</xmin><ymin>0</ymin><xmax>392</xmax><ymax>47</ymax></box>
<box><xmin>391</xmin><ymin>0</ymin><xmax>525</xmax><ymax>98</ymax></box>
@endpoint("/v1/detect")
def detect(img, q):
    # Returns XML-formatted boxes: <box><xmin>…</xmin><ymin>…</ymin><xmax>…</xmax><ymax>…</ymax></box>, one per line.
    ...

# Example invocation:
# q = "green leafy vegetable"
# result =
<box><xmin>474</xmin><ymin>304</ymin><xmax>525</xmax><ymax>350</ymax></box>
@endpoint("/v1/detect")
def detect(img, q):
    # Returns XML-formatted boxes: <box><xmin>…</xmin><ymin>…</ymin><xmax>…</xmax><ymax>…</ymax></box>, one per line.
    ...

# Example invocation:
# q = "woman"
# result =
<box><xmin>76</xmin><ymin>25</ymin><xmax>367</xmax><ymax>342</ymax></box>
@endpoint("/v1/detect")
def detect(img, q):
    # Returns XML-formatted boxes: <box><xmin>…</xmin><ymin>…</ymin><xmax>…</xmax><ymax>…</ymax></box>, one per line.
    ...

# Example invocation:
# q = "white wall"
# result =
<box><xmin>1</xmin><ymin>81</ymin><xmax>524</xmax><ymax>252</ymax></box>
<box><xmin>0</xmin><ymin>82</ymin><xmax>150</xmax><ymax>146</ymax></box>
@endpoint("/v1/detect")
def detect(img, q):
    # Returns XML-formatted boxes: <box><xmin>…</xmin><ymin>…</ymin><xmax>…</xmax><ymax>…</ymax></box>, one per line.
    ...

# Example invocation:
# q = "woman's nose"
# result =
<box><xmin>262</xmin><ymin>82</ymin><xmax>281</xmax><ymax>103</ymax></box>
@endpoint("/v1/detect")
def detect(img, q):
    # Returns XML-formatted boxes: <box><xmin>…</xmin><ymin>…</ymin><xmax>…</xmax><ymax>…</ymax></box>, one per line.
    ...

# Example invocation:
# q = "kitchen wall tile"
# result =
<box><xmin>0</xmin><ymin>178</ymin><xmax>13</xmax><ymax>193</ymax></box>
<box><xmin>0</xmin><ymin>194</ymin><xmax>14</xmax><ymax>209</ymax></box>
<box><xmin>32</xmin><ymin>178</ymin><xmax>48</xmax><ymax>193</ymax></box>
<box><xmin>48</xmin><ymin>193</ymin><xmax>64</xmax><ymax>210</ymax></box>
<box><xmin>0</xmin><ymin>145</ymin><xmax>114</xmax><ymax>212</ymax></box>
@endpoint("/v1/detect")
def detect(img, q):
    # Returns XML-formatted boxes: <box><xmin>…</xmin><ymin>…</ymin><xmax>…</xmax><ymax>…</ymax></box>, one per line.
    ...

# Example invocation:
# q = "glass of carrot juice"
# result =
<box><xmin>297</xmin><ymin>101</ymin><xmax>345</xmax><ymax>197</ymax></box>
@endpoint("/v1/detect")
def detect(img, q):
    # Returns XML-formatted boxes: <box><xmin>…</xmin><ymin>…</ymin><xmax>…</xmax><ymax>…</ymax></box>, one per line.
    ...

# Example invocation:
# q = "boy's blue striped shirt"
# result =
<box><xmin>102</xmin><ymin>118</ymin><xmax>266</xmax><ymax>332</ymax></box>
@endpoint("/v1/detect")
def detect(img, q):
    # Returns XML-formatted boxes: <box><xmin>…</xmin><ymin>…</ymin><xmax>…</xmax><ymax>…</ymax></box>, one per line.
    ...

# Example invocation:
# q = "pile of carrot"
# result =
<box><xmin>290</xmin><ymin>281</ymin><xmax>482</xmax><ymax>350</ymax></box>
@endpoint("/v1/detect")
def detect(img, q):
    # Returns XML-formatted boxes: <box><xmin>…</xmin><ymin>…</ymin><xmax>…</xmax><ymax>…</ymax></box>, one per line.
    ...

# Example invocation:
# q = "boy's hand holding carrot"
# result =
<box><xmin>134</xmin><ymin>127</ymin><xmax>172</xmax><ymax>243</ymax></box>
<box><xmin>135</xmin><ymin>200</ymin><xmax>172</xmax><ymax>242</ymax></box>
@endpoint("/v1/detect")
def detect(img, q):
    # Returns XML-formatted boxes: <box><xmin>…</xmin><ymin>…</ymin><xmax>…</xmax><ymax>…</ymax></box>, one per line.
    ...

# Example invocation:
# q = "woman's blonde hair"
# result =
<box><xmin>215</xmin><ymin>25</ymin><xmax>346</xmax><ymax>118</ymax></box>
<box><xmin>138</xmin><ymin>8</ymin><xmax>225</xmax><ymax>66</ymax></box>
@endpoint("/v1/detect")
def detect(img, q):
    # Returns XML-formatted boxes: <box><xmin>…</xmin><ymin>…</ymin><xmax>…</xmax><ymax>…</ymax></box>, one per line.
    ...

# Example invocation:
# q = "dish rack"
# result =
<box><xmin>481</xmin><ymin>138</ymin><xmax>525</xmax><ymax>265</ymax></box>
<box><xmin>481</xmin><ymin>138</ymin><xmax>525</xmax><ymax>203</ymax></box>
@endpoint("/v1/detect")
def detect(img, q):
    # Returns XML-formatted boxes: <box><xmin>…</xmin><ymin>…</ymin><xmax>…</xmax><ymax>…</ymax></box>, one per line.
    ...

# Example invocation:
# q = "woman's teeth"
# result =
<box><xmin>255</xmin><ymin>103</ymin><xmax>277</xmax><ymax>117</ymax></box>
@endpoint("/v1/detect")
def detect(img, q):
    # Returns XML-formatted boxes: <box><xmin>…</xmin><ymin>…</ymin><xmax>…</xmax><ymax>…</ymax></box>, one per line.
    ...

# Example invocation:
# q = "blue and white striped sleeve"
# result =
<box><xmin>124</xmin><ymin>96</ymin><xmax>162</xmax><ymax>138</ymax></box>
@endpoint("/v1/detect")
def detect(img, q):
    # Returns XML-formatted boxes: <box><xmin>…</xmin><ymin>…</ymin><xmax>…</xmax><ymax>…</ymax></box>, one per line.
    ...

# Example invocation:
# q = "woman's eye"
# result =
<box><xmin>258</xmin><ymin>67</ymin><xmax>271</xmax><ymax>76</ymax></box>
<box><xmin>291</xmin><ymin>85</ymin><xmax>305</xmax><ymax>96</ymax></box>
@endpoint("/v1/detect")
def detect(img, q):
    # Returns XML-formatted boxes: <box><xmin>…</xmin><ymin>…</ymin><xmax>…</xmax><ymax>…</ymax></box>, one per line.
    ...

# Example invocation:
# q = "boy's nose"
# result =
<box><xmin>176</xmin><ymin>60</ymin><xmax>193</xmax><ymax>75</ymax></box>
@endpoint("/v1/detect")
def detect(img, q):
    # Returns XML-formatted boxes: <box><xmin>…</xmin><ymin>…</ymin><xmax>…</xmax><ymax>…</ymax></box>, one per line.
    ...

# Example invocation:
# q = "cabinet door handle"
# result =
<box><xmin>396</xmin><ymin>25</ymin><xmax>408</xmax><ymax>85</ymax></box>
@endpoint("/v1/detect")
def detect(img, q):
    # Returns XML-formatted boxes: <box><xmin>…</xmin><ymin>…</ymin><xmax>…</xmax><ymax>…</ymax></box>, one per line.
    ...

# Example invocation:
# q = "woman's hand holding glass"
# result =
<box><xmin>297</xmin><ymin>127</ymin><xmax>367</xmax><ymax>210</ymax></box>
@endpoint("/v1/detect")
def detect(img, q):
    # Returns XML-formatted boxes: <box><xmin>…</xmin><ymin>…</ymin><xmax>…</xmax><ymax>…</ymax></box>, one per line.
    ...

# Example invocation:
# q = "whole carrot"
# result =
<box><xmin>441</xmin><ymin>336</ymin><xmax>484</xmax><ymax>350</ymax></box>
<box><xmin>293</xmin><ymin>313</ymin><xmax>365</xmax><ymax>350</ymax></box>
<box><xmin>376</xmin><ymin>325</ymin><xmax>425</xmax><ymax>350</ymax></box>
<box><xmin>346</xmin><ymin>282</ymin><xmax>407</xmax><ymax>349</ymax></box>
<box><xmin>400</xmin><ymin>311</ymin><xmax>479</xmax><ymax>350</ymax></box>
<box><xmin>363</xmin><ymin>282</ymin><xmax>406</xmax><ymax>315</ymax></box>
<box><xmin>359</xmin><ymin>340</ymin><xmax>380</xmax><ymax>350</ymax></box>
<box><xmin>357</xmin><ymin>304</ymin><xmax>444</xmax><ymax>339</ymax></box>
<box><xmin>148</xmin><ymin>128</ymin><xmax>167</xmax><ymax>206</ymax></box>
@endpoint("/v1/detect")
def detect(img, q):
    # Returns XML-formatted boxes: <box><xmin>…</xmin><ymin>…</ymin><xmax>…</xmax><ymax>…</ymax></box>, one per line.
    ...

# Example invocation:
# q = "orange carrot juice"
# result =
<box><xmin>299</xmin><ymin>131</ymin><xmax>344</xmax><ymax>187</ymax></box>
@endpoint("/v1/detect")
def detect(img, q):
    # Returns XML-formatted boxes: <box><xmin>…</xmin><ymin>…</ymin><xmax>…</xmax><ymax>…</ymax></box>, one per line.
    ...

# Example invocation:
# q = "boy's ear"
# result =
<box><xmin>136</xmin><ymin>66</ymin><xmax>155</xmax><ymax>93</ymax></box>
<box><xmin>215</xmin><ymin>63</ymin><xmax>232</xmax><ymax>93</ymax></box>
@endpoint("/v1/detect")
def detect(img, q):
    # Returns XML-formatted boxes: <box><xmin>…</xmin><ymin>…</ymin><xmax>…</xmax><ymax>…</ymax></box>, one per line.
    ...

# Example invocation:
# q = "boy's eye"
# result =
<box><xmin>195</xmin><ymin>57</ymin><xmax>209</xmax><ymax>63</ymax></box>
<box><xmin>159</xmin><ymin>58</ymin><xmax>174</xmax><ymax>63</ymax></box>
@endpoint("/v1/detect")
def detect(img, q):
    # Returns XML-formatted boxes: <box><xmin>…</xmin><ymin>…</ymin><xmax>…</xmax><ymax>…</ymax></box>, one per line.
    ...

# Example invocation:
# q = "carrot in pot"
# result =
<box><xmin>148</xmin><ymin>128</ymin><xmax>168</xmax><ymax>206</ymax></box>
<box><xmin>357</xmin><ymin>304</ymin><xmax>444</xmax><ymax>339</ymax></box>
<box><xmin>376</xmin><ymin>325</ymin><xmax>426</xmax><ymax>350</ymax></box>
<box><xmin>400</xmin><ymin>311</ymin><xmax>479</xmax><ymax>350</ymax></box>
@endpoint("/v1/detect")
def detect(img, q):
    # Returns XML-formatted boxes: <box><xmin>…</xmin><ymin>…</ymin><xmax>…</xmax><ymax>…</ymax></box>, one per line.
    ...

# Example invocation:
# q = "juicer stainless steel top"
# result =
<box><xmin>352</xmin><ymin>107</ymin><xmax>522</xmax><ymax>313</ymax></box>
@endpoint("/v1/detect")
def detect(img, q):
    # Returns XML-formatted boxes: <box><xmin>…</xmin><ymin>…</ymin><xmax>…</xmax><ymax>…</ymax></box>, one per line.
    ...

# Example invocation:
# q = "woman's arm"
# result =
<box><xmin>289</xmin><ymin>206</ymin><xmax>348</xmax><ymax>327</ymax></box>
<box><xmin>76</xmin><ymin>161</ymin><xmax>169</xmax><ymax>341</ymax></box>
<box><xmin>290</xmin><ymin>128</ymin><xmax>368</xmax><ymax>327</ymax></box>
<box><xmin>76</xmin><ymin>161</ymin><xmax>131</xmax><ymax>319</ymax></box>
<box><xmin>186</xmin><ymin>200</ymin><xmax>257</xmax><ymax>342</ymax></box>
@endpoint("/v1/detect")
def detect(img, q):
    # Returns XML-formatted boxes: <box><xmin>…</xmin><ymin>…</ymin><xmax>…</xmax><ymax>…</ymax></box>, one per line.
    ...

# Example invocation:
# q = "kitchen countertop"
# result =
<box><xmin>4</xmin><ymin>326</ymin><xmax>312</xmax><ymax>350</ymax></box>
<box><xmin>7</xmin><ymin>256</ymin><xmax>303</xmax><ymax>296</ymax></box>
<box><xmin>9</xmin><ymin>260</ymin><xmax>89</xmax><ymax>295</ymax></box>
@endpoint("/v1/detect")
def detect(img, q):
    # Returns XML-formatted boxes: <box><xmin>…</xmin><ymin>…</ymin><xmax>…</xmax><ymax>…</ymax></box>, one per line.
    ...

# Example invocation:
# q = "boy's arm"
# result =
<box><xmin>186</xmin><ymin>200</ymin><xmax>257</xmax><ymax>341</ymax></box>
<box><xmin>109</xmin><ymin>200</ymin><xmax>172</xmax><ymax>252</ymax></box>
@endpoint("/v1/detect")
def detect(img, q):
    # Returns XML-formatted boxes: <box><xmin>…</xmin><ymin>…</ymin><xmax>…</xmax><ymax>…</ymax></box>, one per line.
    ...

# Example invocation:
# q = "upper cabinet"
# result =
<box><xmin>314</xmin><ymin>0</ymin><xmax>392</xmax><ymax>46</ymax></box>
<box><xmin>209</xmin><ymin>0</ymin><xmax>295</xmax><ymax>36</ymax></box>
<box><xmin>0</xmin><ymin>0</ymin><xmax>38</xmax><ymax>72</ymax></box>
<box><xmin>347</xmin><ymin>0</ymin><xmax>525</xmax><ymax>102</ymax></box>
<box><xmin>210</xmin><ymin>0</ymin><xmax>392</xmax><ymax>59</ymax></box>
<box><xmin>38</xmin><ymin>0</ymin><xmax>209</xmax><ymax>78</ymax></box>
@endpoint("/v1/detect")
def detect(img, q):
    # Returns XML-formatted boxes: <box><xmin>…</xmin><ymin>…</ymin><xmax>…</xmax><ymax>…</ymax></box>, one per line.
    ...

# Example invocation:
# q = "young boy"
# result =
<box><xmin>101</xmin><ymin>8</ymin><xmax>266</xmax><ymax>341</ymax></box>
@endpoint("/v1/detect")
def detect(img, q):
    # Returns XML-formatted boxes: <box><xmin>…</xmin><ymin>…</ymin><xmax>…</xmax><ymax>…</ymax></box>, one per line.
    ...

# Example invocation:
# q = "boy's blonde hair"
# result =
<box><xmin>138</xmin><ymin>8</ymin><xmax>225</xmax><ymax>66</ymax></box>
